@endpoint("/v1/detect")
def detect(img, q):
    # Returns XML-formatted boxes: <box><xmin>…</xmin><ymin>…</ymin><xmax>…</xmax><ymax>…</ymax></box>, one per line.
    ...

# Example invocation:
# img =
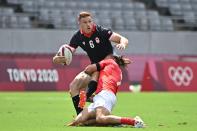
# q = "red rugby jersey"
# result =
<box><xmin>96</xmin><ymin>59</ymin><xmax>122</xmax><ymax>95</ymax></box>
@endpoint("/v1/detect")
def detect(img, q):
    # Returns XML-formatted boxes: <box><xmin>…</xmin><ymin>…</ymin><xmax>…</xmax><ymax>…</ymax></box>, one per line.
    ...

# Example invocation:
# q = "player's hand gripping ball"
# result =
<box><xmin>57</xmin><ymin>45</ymin><xmax>72</xmax><ymax>65</ymax></box>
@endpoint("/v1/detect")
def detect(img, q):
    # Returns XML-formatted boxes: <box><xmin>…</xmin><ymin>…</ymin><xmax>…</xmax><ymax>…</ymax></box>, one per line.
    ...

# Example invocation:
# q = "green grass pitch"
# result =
<box><xmin>0</xmin><ymin>92</ymin><xmax>197</xmax><ymax>131</ymax></box>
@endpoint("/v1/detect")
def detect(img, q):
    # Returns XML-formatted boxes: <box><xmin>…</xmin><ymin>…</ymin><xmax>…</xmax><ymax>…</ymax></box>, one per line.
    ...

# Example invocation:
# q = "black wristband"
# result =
<box><xmin>96</xmin><ymin>63</ymin><xmax>100</xmax><ymax>71</ymax></box>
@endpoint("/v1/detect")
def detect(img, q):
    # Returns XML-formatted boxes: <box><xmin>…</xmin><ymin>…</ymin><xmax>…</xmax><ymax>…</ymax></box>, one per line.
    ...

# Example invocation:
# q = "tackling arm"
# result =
<box><xmin>84</xmin><ymin>64</ymin><xmax>97</xmax><ymax>75</ymax></box>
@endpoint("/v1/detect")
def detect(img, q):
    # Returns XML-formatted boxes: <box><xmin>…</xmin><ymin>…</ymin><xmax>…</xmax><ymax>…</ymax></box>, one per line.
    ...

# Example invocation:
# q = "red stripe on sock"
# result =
<box><xmin>120</xmin><ymin>117</ymin><xmax>135</xmax><ymax>126</ymax></box>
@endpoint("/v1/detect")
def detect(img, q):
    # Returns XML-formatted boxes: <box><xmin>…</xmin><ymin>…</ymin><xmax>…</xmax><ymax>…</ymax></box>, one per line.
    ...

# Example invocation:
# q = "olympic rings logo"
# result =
<box><xmin>168</xmin><ymin>66</ymin><xmax>193</xmax><ymax>86</ymax></box>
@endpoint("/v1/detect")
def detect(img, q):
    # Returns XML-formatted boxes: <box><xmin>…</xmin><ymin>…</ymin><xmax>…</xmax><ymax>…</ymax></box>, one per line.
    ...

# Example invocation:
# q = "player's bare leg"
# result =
<box><xmin>79</xmin><ymin>71</ymin><xmax>99</xmax><ymax>108</ymax></box>
<box><xmin>95</xmin><ymin>107</ymin><xmax>145</xmax><ymax>128</ymax></box>
<box><xmin>69</xmin><ymin>71</ymin><xmax>90</xmax><ymax>97</ymax></box>
<box><xmin>69</xmin><ymin>71</ymin><xmax>91</xmax><ymax>114</ymax></box>
<box><xmin>95</xmin><ymin>106</ymin><xmax>119</xmax><ymax>125</ymax></box>
<box><xmin>67</xmin><ymin>107</ymin><xmax>95</xmax><ymax>126</ymax></box>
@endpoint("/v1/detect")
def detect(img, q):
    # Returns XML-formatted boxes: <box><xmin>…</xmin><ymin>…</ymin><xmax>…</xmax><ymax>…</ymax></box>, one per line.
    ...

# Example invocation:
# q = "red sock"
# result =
<box><xmin>120</xmin><ymin>117</ymin><xmax>135</xmax><ymax>126</ymax></box>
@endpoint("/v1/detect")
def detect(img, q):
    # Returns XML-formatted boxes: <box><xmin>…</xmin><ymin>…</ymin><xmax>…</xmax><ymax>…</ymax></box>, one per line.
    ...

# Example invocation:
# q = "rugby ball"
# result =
<box><xmin>58</xmin><ymin>45</ymin><xmax>73</xmax><ymax>65</ymax></box>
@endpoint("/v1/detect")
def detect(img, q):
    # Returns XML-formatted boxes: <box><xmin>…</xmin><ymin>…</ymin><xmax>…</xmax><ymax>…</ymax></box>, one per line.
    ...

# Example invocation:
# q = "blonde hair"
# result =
<box><xmin>78</xmin><ymin>11</ymin><xmax>92</xmax><ymax>21</ymax></box>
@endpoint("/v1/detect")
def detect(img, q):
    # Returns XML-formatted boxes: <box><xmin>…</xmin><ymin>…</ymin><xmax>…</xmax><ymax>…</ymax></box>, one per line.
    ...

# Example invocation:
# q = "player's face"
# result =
<box><xmin>79</xmin><ymin>16</ymin><xmax>94</xmax><ymax>34</ymax></box>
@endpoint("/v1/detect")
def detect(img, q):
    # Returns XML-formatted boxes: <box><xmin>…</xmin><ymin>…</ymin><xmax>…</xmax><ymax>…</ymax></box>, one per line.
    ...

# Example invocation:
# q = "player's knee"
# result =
<box><xmin>69</xmin><ymin>82</ymin><xmax>79</xmax><ymax>96</ymax></box>
<box><xmin>69</xmin><ymin>72</ymin><xmax>90</xmax><ymax>96</ymax></box>
<box><xmin>70</xmin><ymin>76</ymin><xmax>82</xmax><ymax>89</ymax></box>
<box><xmin>69</xmin><ymin>78</ymin><xmax>85</xmax><ymax>95</ymax></box>
<box><xmin>69</xmin><ymin>81</ymin><xmax>75</xmax><ymax>91</ymax></box>
<box><xmin>96</xmin><ymin>116</ymin><xmax>107</xmax><ymax>124</ymax></box>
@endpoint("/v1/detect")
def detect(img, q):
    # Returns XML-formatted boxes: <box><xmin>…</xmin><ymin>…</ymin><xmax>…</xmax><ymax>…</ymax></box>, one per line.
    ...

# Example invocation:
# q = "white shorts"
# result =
<box><xmin>88</xmin><ymin>90</ymin><xmax>117</xmax><ymax>113</ymax></box>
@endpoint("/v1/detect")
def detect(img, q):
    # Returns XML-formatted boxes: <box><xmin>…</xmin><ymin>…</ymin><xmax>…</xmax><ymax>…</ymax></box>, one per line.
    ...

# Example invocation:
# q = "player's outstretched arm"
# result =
<box><xmin>109</xmin><ymin>32</ymin><xmax>128</xmax><ymax>50</ymax></box>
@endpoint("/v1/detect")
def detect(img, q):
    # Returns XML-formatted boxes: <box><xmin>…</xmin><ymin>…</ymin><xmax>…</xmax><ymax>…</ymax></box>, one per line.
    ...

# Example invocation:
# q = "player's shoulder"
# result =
<box><xmin>95</xmin><ymin>24</ymin><xmax>102</xmax><ymax>29</ymax></box>
<box><xmin>72</xmin><ymin>30</ymin><xmax>81</xmax><ymax>37</ymax></box>
<box><xmin>96</xmin><ymin>24</ymin><xmax>113</xmax><ymax>37</ymax></box>
<box><xmin>96</xmin><ymin>24</ymin><xmax>109</xmax><ymax>31</ymax></box>
<box><xmin>96</xmin><ymin>24</ymin><xmax>107</xmax><ymax>30</ymax></box>
<box><xmin>70</xmin><ymin>30</ymin><xmax>82</xmax><ymax>45</ymax></box>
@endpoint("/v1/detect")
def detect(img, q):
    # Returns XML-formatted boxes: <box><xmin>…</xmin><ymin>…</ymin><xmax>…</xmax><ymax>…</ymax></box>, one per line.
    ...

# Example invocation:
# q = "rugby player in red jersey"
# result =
<box><xmin>67</xmin><ymin>55</ymin><xmax>145</xmax><ymax>128</ymax></box>
<box><xmin>53</xmin><ymin>11</ymin><xmax>128</xmax><ymax>115</ymax></box>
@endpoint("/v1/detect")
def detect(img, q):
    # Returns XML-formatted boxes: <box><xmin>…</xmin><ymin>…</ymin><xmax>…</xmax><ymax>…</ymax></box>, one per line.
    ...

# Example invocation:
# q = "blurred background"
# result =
<box><xmin>0</xmin><ymin>0</ymin><xmax>197</xmax><ymax>92</ymax></box>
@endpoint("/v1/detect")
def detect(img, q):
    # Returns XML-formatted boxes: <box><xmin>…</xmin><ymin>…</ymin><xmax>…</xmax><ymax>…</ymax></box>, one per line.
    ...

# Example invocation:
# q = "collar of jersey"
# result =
<box><xmin>80</xmin><ymin>24</ymin><xmax>96</xmax><ymax>38</ymax></box>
